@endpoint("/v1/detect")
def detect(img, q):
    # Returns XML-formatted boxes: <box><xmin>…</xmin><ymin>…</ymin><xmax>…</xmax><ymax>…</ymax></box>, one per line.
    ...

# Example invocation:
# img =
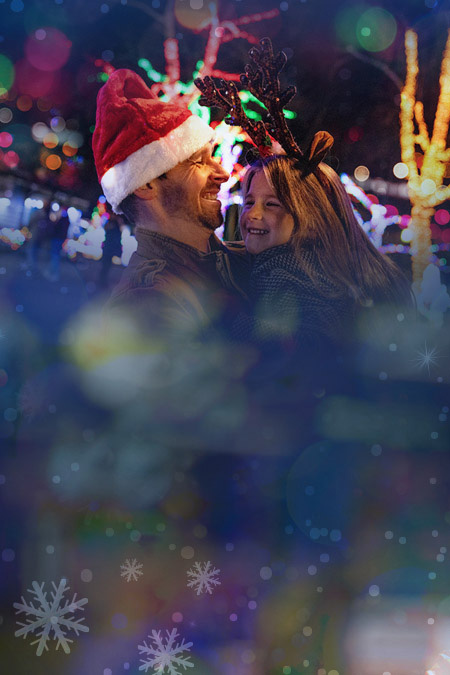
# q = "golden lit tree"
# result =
<box><xmin>400</xmin><ymin>29</ymin><xmax>450</xmax><ymax>283</ymax></box>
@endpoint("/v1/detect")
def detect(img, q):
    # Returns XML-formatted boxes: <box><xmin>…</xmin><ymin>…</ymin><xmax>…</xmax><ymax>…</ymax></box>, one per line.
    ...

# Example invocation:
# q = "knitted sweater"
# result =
<box><xmin>235</xmin><ymin>242</ymin><xmax>356</xmax><ymax>350</ymax></box>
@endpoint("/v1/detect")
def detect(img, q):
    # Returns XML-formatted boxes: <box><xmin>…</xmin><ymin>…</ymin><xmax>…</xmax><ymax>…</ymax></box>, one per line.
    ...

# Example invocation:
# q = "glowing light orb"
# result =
<box><xmin>16</xmin><ymin>95</ymin><xmax>32</xmax><ymax>111</ymax></box>
<box><xmin>393</xmin><ymin>162</ymin><xmax>408</xmax><ymax>179</ymax></box>
<box><xmin>62</xmin><ymin>142</ymin><xmax>77</xmax><ymax>157</ymax></box>
<box><xmin>0</xmin><ymin>107</ymin><xmax>12</xmax><ymax>123</ymax></box>
<box><xmin>0</xmin><ymin>54</ymin><xmax>15</xmax><ymax>96</ymax></box>
<box><xmin>354</xmin><ymin>165</ymin><xmax>370</xmax><ymax>182</ymax></box>
<box><xmin>31</xmin><ymin>122</ymin><xmax>49</xmax><ymax>141</ymax></box>
<box><xmin>174</xmin><ymin>0</ymin><xmax>216</xmax><ymax>31</ymax></box>
<box><xmin>15</xmin><ymin>59</ymin><xmax>55</xmax><ymax>98</ymax></box>
<box><xmin>25</xmin><ymin>27</ymin><xmax>72</xmax><ymax>72</ymax></box>
<box><xmin>43</xmin><ymin>132</ymin><xmax>58</xmax><ymax>149</ymax></box>
<box><xmin>50</xmin><ymin>116</ymin><xmax>65</xmax><ymax>132</ymax></box>
<box><xmin>421</xmin><ymin>178</ymin><xmax>437</xmax><ymax>196</ymax></box>
<box><xmin>401</xmin><ymin>227</ymin><xmax>414</xmax><ymax>243</ymax></box>
<box><xmin>356</xmin><ymin>8</ymin><xmax>397</xmax><ymax>53</ymax></box>
<box><xmin>335</xmin><ymin>7</ymin><xmax>363</xmax><ymax>48</ymax></box>
<box><xmin>3</xmin><ymin>150</ymin><xmax>19</xmax><ymax>168</ymax></box>
<box><xmin>46</xmin><ymin>154</ymin><xmax>62</xmax><ymax>170</ymax></box>
<box><xmin>435</xmin><ymin>209</ymin><xmax>450</xmax><ymax>226</ymax></box>
<box><xmin>0</xmin><ymin>132</ymin><xmax>13</xmax><ymax>148</ymax></box>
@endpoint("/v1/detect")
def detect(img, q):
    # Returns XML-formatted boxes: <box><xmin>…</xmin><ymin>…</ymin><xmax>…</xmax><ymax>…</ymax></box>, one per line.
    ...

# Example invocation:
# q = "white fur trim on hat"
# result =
<box><xmin>101</xmin><ymin>115</ymin><xmax>215</xmax><ymax>213</ymax></box>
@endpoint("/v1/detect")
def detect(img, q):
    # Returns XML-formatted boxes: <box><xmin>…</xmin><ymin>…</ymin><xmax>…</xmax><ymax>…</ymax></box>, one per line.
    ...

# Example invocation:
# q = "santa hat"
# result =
<box><xmin>92</xmin><ymin>69</ymin><xmax>215</xmax><ymax>213</ymax></box>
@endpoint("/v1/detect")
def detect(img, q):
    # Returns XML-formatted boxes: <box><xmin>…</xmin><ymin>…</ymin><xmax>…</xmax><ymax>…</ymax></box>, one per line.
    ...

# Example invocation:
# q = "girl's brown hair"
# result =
<box><xmin>242</xmin><ymin>155</ymin><xmax>413</xmax><ymax>307</ymax></box>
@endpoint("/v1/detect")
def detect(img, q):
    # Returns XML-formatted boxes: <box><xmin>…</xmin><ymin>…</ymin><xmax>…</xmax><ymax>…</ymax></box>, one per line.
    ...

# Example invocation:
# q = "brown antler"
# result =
<box><xmin>241</xmin><ymin>37</ymin><xmax>302</xmax><ymax>159</ymax></box>
<box><xmin>194</xmin><ymin>75</ymin><xmax>271</xmax><ymax>151</ymax></box>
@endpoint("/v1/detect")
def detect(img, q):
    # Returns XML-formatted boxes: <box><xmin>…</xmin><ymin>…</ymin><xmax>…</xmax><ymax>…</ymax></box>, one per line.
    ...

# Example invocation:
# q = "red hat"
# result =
<box><xmin>92</xmin><ymin>69</ymin><xmax>215</xmax><ymax>213</ymax></box>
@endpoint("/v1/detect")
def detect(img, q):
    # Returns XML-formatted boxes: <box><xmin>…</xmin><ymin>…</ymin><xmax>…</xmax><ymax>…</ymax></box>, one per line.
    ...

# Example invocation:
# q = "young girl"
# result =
<box><xmin>237</xmin><ymin>155</ymin><xmax>413</xmax><ymax>349</ymax></box>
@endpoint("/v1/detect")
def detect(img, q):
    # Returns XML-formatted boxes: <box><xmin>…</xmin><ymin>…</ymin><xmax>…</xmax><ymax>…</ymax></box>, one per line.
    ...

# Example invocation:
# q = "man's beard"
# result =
<box><xmin>162</xmin><ymin>182</ymin><xmax>223</xmax><ymax>231</ymax></box>
<box><xmin>199</xmin><ymin>205</ymin><xmax>223</xmax><ymax>232</ymax></box>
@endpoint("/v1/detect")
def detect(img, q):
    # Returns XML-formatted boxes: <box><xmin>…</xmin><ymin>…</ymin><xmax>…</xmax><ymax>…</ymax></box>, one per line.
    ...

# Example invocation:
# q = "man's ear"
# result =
<box><xmin>133</xmin><ymin>181</ymin><xmax>157</xmax><ymax>201</ymax></box>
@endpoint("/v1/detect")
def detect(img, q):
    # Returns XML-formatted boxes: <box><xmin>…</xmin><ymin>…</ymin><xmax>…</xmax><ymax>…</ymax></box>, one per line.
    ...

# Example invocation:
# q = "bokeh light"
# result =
<box><xmin>0</xmin><ymin>107</ymin><xmax>13</xmax><ymax>123</ymax></box>
<box><xmin>15</xmin><ymin>59</ymin><xmax>55</xmax><ymax>98</ymax></box>
<box><xmin>16</xmin><ymin>95</ymin><xmax>32</xmax><ymax>111</ymax></box>
<box><xmin>46</xmin><ymin>154</ymin><xmax>62</xmax><ymax>170</ymax></box>
<box><xmin>435</xmin><ymin>209</ymin><xmax>450</xmax><ymax>226</ymax></box>
<box><xmin>31</xmin><ymin>122</ymin><xmax>48</xmax><ymax>141</ymax></box>
<box><xmin>3</xmin><ymin>150</ymin><xmax>19</xmax><ymax>168</ymax></box>
<box><xmin>335</xmin><ymin>6</ymin><xmax>363</xmax><ymax>48</ymax></box>
<box><xmin>356</xmin><ymin>8</ymin><xmax>397</xmax><ymax>52</ymax></box>
<box><xmin>0</xmin><ymin>131</ymin><xmax>13</xmax><ymax>148</ymax></box>
<box><xmin>43</xmin><ymin>132</ymin><xmax>58</xmax><ymax>149</ymax></box>
<box><xmin>174</xmin><ymin>0</ymin><xmax>215</xmax><ymax>30</ymax></box>
<box><xmin>25</xmin><ymin>27</ymin><xmax>72</xmax><ymax>72</ymax></box>
<box><xmin>0</xmin><ymin>54</ymin><xmax>15</xmax><ymax>95</ymax></box>
<box><xmin>393</xmin><ymin>162</ymin><xmax>409</xmax><ymax>179</ymax></box>
<box><xmin>62</xmin><ymin>142</ymin><xmax>77</xmax><ymax>157</ymax></box>
<box><xmin>354</xmin><ymin>165</ymin><xmax>370</xmax><ymax>182</ymax></box>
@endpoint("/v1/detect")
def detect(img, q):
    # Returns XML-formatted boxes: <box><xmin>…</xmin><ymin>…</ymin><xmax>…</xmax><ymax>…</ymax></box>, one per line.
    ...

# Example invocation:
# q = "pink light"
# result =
<box><xmin>235</xmin><ymin>10</ymin><xmax>280</xmax><ymax>26</ymax></box>
<box><xmin>3</xmin><ymin>150</ymin><xmax>19</xmax><ymax>168</ymax></box>
<box><xmin>25</xmin><ymin>27</ymin><xmax>71</xmax><ymax>72</ymax></box>
<box><xmin>0</xmin><ymin>132</ymin><xmax>13</xmax><ymax>148</ymax></box>
<box><xmin>164</xmin><ymin>38</ymin><xmax>180</xmax><ymax>83</ymax></box>
<box><xmin>435</xmin><ymin>208</ymin><xmax>450</xmax><ymax>225</ymax></box>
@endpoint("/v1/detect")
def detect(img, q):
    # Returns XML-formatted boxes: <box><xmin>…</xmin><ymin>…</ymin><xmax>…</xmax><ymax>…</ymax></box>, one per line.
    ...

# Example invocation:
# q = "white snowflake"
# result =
<box><xmin>186</xmin><ymin>560</ymin><xmax>221</xmax><ymax>595</ymax></box>
<box><xmin>120</xmin><ymin>558</ymin><xmax>144</xmax><ymax>582</ymax></box>
<box><xmin>14</xmin><ymin>578</ymin><xmax>89</xmax><ymax>655</ymax></box>
<box><xmin>138</xmin><ymin>628</ymin><xmax>193</xmax><ymax>673</ymax></box>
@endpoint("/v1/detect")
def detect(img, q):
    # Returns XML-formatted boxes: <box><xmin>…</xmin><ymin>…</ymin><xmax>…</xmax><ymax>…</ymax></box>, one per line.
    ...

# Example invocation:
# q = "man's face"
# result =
<box><xmin>158</xmin><ymin>144</ymin><xmax>229</xmax><ymax>231</ymax></box>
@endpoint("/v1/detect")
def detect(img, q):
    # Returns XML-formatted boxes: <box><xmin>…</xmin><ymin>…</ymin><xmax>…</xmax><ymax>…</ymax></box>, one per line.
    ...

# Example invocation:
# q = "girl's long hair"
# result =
<box><xmin>242</xmin><ymin>155</ymin><xmax>413</xmax><ymax>308</ymax></box>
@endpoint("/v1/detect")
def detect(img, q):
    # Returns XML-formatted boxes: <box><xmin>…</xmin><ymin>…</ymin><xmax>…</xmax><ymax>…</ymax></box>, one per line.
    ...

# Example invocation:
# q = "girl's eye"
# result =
<box><xmin>267</xmin><ymin>202</ymin><xmax>280</xmax><ymax>207</ymax></box>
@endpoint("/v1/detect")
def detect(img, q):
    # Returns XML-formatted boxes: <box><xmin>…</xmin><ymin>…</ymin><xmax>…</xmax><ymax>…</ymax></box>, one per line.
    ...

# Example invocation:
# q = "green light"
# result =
<box><xmin>138</xmin><ymin>58</ymin><xmax>163</xmax><ymax>82</ymax></box>
<box><xmin>98</xmin><ymin>72</ymin><xmax>109</xmax><ymax>83</ymax></box>
<box><xmin>193</xmin><ymin>60</ymin><xmax>204</xmax><ymax>79</ymax></box>
<box><xmin>0</xmin><ymin>54</ymin><xmax>15</xmax><ymax>96</ymax></box>
<box><xmin>356</xmin><ymin>8</ymin><xmax>397</xmax><ymax>52</ymax></box>
<box><xmin>245</xmin><ymin>109</ymin><xmax>263</xmax><ymax>121</ymax></box>
<box><xmin>284</xmin><ymin>110</ymin><xmax>297</xmax><ymax>119</ymax></box>
<box><xmin>189</xmin><ymin>98</ymin><xmax>211</xmax><ymax>123</ymax></box>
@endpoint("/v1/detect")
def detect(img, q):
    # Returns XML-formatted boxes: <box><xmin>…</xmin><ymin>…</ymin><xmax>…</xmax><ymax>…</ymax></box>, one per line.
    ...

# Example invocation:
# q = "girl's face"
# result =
<box><xmin>240</xmin><ymin>170</ymin><xmax>295</xmax><ymax>254</ymax></box>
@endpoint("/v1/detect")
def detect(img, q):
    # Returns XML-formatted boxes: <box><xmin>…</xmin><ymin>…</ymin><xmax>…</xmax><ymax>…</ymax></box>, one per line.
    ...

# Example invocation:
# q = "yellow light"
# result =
<box><xmin>421</xmin><ymin>178</ymin><xmax>436</xmax><ymax>196</ymax></box>
<box><xmin>399</xmin><ymin>28</ymin><xmax>450</xmax><ymax>281</ymax></box>
<box><xmin>393</xmin><ymin>162</ymin><xmax>408</xmax><ymax>179</ymax></box>
<box><xmin>354</xmin><ymin>165</ymin><xmax>370</xmax><ymax>182</ymax></box>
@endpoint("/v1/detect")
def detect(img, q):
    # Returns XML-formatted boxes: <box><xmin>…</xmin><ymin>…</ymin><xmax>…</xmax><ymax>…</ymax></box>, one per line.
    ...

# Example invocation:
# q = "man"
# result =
<box><xmin>92</xmin><ymin>69</ymin><xmax>249</xmax><ymax>336</ymax></box>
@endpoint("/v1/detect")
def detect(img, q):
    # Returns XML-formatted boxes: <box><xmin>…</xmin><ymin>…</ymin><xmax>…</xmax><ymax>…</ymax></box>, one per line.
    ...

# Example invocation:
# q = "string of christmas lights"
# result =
<box><xmin>400</xmin><ymin>29</ymin><xmax>450</xmax><ymax>283</ymax></box>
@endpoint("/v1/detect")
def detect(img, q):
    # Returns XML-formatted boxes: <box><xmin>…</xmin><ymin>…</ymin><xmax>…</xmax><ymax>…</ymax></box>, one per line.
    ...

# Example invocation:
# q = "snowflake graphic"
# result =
<box><xmin>186</xmin><ymin>560</ymin><xmax>221</xmax><ymax>595</ymax></box>
<box><xmin>138</xmin><ymin>628</ymin><xmax>193</xmax><ymax>673</ymax></box>
<box><xmin>120</xmin><ymin>558</ymin><xmax>144</xmax><ymax>582</ymax></box>
<box><xmin>14</xmin><ymin>578</ymin><xmax>89</xmax><ymax>655</ymax></box>
<box><xmin>413</xmin><ymin>342</ymin><xmax>439</xmax><ymax>374</ymax></box>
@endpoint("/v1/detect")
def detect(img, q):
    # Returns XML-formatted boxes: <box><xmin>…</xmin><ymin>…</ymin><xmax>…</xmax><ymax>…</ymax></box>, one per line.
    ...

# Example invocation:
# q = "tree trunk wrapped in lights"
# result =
<box><xmin>400</xmin><ymin>29</ymin><xmax>450</xmax><ymax>283</ymax></box>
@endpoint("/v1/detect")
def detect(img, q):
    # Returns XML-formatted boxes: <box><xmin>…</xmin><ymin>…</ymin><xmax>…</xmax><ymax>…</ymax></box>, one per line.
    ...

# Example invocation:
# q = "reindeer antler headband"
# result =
<box><xmin>195</xmin><ymin>38</ymin><xmax>334</xmax><ymax>176</ymax></box>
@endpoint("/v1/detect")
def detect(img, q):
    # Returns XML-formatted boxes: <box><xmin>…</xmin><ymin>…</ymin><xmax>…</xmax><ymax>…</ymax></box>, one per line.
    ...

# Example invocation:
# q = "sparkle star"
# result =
<box><xmin>413</xmin><ymin>342</ymin><xmax>439</xmax><ymax>374</ymax></box>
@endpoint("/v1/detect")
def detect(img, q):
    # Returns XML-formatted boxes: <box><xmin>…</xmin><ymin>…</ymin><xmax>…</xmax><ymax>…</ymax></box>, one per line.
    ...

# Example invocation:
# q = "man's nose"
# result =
<box><xmin>210</xmin><ymin>158</ymin><xmax>229</xmax><ymax>184</ymax></box>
